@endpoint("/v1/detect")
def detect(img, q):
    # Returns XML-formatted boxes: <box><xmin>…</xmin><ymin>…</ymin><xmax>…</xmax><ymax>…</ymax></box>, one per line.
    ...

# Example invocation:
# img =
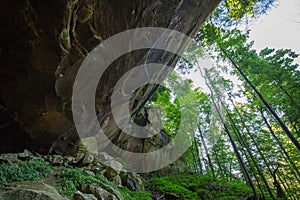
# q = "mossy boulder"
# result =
<box><xmin>0</xmin><ymin>181</ymin><xmax>68</xmax><ymax>200</ymax></box>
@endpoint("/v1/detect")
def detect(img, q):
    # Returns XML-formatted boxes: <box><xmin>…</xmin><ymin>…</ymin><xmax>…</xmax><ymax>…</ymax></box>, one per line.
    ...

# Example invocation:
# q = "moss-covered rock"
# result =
<box><xmin>0</xmin><ymin>181</ymin><xmax>68</xmax><ymax>200</ymax></box>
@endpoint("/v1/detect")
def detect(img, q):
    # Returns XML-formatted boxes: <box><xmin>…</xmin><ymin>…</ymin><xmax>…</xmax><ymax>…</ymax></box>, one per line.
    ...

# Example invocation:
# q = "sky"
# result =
<box><xmin>249</xmin><ymin>0</ymin><xmax>300</xmax><ymax>62</ymax></box>
<box><xmin>185</xmin><ymin>0</ymin><xmax>300</xmax><ymax>92</ymax></box>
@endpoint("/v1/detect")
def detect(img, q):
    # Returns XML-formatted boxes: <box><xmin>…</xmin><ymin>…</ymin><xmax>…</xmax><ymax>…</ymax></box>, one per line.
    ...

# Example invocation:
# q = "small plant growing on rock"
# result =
<box><xmin>0</xmin><ymin>160</ymin><xmax>53</xmax><ymax>186</ymax></box>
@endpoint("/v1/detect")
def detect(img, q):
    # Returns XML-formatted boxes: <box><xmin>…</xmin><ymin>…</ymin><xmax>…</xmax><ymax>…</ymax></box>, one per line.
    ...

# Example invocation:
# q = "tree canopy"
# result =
<box><xmin>148</xmin><ymin>1</ymin><xmax>300</xmax><ymax>198</ymax></box>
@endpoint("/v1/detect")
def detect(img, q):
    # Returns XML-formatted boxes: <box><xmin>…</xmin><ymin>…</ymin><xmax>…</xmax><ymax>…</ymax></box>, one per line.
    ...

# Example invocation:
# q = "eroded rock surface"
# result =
<box><xmin>0</xmin><ymin>181</ymin><xmax>68</xmax><ymax>200</ymax></box>
<box><xmin>0</xmin><ymin>0</ymin><xmax>220</xmax><ymax>155</ymax></box>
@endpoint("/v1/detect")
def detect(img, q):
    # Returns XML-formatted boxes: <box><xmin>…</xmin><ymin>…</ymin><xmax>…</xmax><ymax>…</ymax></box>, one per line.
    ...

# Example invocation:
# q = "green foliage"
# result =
<box><xmin>195</xmin><ymin>0</ymin><xmax>275</xmax><ymax>47</ymax></box>
<box><xmin>120</xmin><ymin>187</ymin><xmax>152</xmax><ymax>200</ymax></box>
<box><xmin>157</xmin><ymin>1</ymin><xmax>299</xmax><ymax>198</ymax></box>
<box><xmin>0</xmin><ymin>160</ymin><xmax>151</xmax><ymax>199</ymax></box>
<box><xmin>148</xmin><ymin>71</ymin><xmax>201</xmax><ymax>137</ymax></box>
<box><xmin>147</xmin><ymin>173</ymin><xmax>252</xmax><ymax>200</ymax></box>
<box><xmin>0</xmin><ymin>160</ymin><xmax>53</xmax><ymax>186</ymax></box>
<box><xmin>148</xmin><ymin>177</ymin><xmax>198</xmax><ymax>199</ymax></box>
<box><xmin>216</xmin><ymin>28</ymin><xmax>300</xmax><ymax>139</ymax></box>
<box><xmin>195</xmin><ymin>25</ymin><xmax>300</xmax><ymax>198</ymax></box>
<box><xmin>208</xmin><ymin>0</ymin><xmax>274</xmax><ymax>27</ymax></box>
<box><xmin>55</xmin><ymin>167</ymin><xmax>107</xmax><ymax>197</ymax></box>
<box><xmin>55</xmin><ymin>167</ymin><xmax>152</xmax><ymax>199</ymax></box>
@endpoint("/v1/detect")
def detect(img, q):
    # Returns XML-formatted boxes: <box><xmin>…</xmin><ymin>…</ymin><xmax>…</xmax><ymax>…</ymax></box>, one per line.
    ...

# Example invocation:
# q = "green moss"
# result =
<box><xmin>120</xmin><ymin>187</ymin><xmax>152</xmax><ymax>200</ymax></box>
<box><xmin>147</xmin><ymin>173</ymin><xmax>253</xmax><ymax>200</ymax></box>
<box><xmin>55</xmin><ymin>167</ymin><xmax>152</xmax><ymax>199</ymax></box>
<box><xmin>0</xmin><ymin>160</ymin><xmax>53</xmax><ymax>186</ymax></box>
<box><xmin>148</xmin><ymin>177</ymin><xmax>198</xmax><ymax>199</ymax></box>
<box><xmin>55</xmin><ymin>167</ymin><xmax>107</xmax><ymax>197</ymax></box>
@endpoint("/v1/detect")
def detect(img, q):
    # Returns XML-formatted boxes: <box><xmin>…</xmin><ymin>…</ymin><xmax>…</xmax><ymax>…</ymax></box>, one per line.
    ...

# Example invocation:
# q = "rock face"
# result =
<box><xmin>0</xmin><ymin>0</ymin><xmax>221</xmax><ymax>155</ymax></box>
<box><xmin>0</xmin><ymin>181</ymin><xmax>68</xmax><ymax>200</ymax></box>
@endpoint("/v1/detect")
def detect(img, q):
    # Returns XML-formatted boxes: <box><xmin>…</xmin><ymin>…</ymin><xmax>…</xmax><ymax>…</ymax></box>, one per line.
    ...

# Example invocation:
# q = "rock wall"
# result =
<box><xmin>0</xmin><ymin>0</ymin><xmax>221</xmax><ymax>154</ymax></box>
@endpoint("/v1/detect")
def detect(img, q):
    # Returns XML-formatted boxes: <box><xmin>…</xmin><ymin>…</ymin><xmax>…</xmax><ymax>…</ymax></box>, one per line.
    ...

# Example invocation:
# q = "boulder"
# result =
<box><xmin>84</xmin><ymin>184</ymin><xmax>112</xmax><ymax>200</ymax></box>
<box><xmin>102</xmin><ymin>160</ymin><xmax>123</xmax><ymax>184</ymax></box>
<box><xmin>64</xmin><ymin>155</ymin><xmax>77</xmax><ymax>164</ymax></box>
<box><xmin>49</xmin><ymin>155</ymin><xmax>64</xmax><ymax>165</ymax></box>
<box><xmin>97</xmin><ymin>183</ymin><xmax>124</xmax><ymax>200</ymax></box>
<box><xmin>103</xmin><ymin>167</ymin><xmax>119</xmax><ymax>181</ymax></box>
<box><xmin>0</xmin><ymin>181</ymin><xmax>68</xmax><ymax>200</ymax></box>
<box><xmin>29</xmin><ymin>156</ymin><xmax>45</xmax><ymax>163</ymax></box>
<box><xmin>0</xmin><ymin>153</ymin><xmax>19</xmax><ymax>163</ymax></box>
<box><xmin>78</xmin><ymin>137</ymin><xmax>98</xmax><ymax>155</ymax></box>
<box><xmin>80</xmin><ymin>152</ymin><xmax>95</xmax><ymax>166</ymax></box>
<box><xmin>120</xmin><ymin>171</ymin><xmax>144</xmax><ymax>191</ymax></box>
<box><xmin>165</xmin><ymin>192</ymin><xmax>180</xmax><ymax>199</ymax></box>
<box><xmin>97</xmin><ymin>152</ymin><xmax>114</xmax><ymax>162</ymax></box>
<box><xmin>17</xmin><ymin>149</ymin><xmax>34</xmax><ymax>161</ymax></box>
<box><xmin>103</xmin><ymin>160</ymin><xmax>123</xmax><ymax>172</ymax></box>
<box><xmin>81</xmin><ymin>184</ymin><xmax>123</xmax><ymax>200</ymax></box>
<box><xmin>73</xmin><ymin>191</ymin><xmax>98</xmax><ymax>200</ymax></box>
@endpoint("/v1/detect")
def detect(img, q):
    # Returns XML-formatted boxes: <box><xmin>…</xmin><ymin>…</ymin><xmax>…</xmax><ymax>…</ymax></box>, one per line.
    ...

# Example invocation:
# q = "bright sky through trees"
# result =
<box><xmin>249</xmin><ymin>0</ymin><xmax>300</xmax><ymax>63</ymax></box>
<box><xmin>186</xmin><ymin>0</ymin><xmax>300</xmax><ymax>92</ymax></box>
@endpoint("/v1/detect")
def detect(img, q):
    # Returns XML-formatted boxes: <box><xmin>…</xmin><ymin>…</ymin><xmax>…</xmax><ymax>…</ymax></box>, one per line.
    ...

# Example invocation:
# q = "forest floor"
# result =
<box><xmin>0</xmin><ymin>151</ymin><xmax>258</xmax><ymax>200</ymax></box>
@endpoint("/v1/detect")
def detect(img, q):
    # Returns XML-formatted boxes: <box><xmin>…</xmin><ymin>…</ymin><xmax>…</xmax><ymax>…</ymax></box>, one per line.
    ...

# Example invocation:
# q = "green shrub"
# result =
<box><xmin>0</xmin><ymin>160</ymin><xmax>53</xmax><ymax>186</ymax></box>
<box><xmin>55</xmin><ymin>167</ymin><xmax>102</xmax><ymax>197</ymax></box>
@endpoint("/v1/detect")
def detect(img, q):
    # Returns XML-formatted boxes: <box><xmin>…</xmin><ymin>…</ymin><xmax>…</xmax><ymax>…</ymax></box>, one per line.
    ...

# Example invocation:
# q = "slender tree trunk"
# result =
<box><xmin>272</xmin><ymin>167</ymin><xmax>286</xmax><ymax>199</ymax></box>
<box><xmin>217</xmin><ymin>107</ymin><xmax>259</xmax><ymax>199</ymax></box>
<box><xmin>227</xmin><ymin>88</ymin><xmax>299</xmax><ymax>195</ymax></box>
<box><xmin>226</xmin><ymin>93</ymin><xmax>294</xmax><ymax>197</ymax></box>
<box><xmin>259</xmin><ymin>109</ymin><xmax>300</xmax><ymax>182</ymax></box>
<box><xmin>211</xmin><ymin>147</ymin><xmax>226</xmax><ymax>179</ymax></box>
<box><xmin>198</xmin><ymin>126</ymin><xmax>216</xmax><ymax>179</ymax></box>
<box><xmin>220</xmin><ymin>47</ymin><xmax>300</xmax><ymax>150</ymax></box>
<box><xmin>277</xmin><ymin>175</ymin><xmax>296</xmax><ymax>200</ymax></box>
<box><xmin>277</xmin><ymin>83</ymin><xmax>300</xmax><ymax>112</ymax></box>
<box><xmin>210</xmin><ymin>78</ymin><xmax>269</xmax><ymax>198</ymax></box>
<box><xmin>190</xmin><ymin>141</ymin><xmax>199</xmax><ymax>172</ymax></box>
<box><xmin>209</xmin><ymin>72</ymin><xmax>275</xmax><ymax>198</ymax></box>
<box><xmin>223</xmin><ymin>105</ymin><xmax>275</xmax><ymax>199</ymax></box>
<box><xmin>199</xmin><ymin>67</ymin><xmax>259</xmax><ymax>199</ymax></box>
<box><xmin>194</xmin><ymin>137</ymin><xmax>203</xmax><ymax>174</ymax></box>
<box><xmin>199</xmin><ymin>145</ymin><xmax>208</xmax><ymax>172</ymax></box>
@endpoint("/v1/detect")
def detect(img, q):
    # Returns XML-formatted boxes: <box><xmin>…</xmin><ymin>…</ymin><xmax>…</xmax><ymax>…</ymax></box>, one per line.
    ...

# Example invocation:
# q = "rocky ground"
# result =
<box><xmin>0</xmin><ymin>149</ymin><xmax>149</xmax><ymax>200</ymax></box>
<box><xmin>0</xmin><ymin>148</ymin><xmax>256</xmax><ymax>200</ymax></box>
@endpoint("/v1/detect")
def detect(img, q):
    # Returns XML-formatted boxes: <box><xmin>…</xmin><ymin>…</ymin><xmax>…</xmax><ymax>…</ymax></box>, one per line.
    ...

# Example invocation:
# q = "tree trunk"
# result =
<box><xmin>259</xmin><ymin>109</ymin><xmax>300</xmax><ymax>183</ymax></box>
<box><xmin>210</xmin><ymin>82</ymin><xmax>270</xmax><ymax>198</ymax></box>
<box><xmin>211</xmin><ymin>147</ymin><xmax>226</xmax><ymax>179</ymax></box>
<box><xmin>223</xmin><ymin>105</ymin><xmax>275</xmax><ymax>199</ymax></box>
<box><xmin>220</xmin><ymin>47</ymin><xmax>300</xmax><ymax>151</ymax></box>
<box><xmin>199</xmin><ymin>67</ymin><xmax>259</xmax><ymax>199</ymax></box>
<box><xmin>193</xmin><ymin>137</ymin><xmax>203</xmax><ymax>174</ymax></box>
<box><xmin>198</xmin><ymin>126</ymin><xmax>216</xmax><ymax>179</ymax></box>
<box><xmin>0</xmin><ymin>0</ymin><xmax>220</xmax><ymax>154</ymax></box>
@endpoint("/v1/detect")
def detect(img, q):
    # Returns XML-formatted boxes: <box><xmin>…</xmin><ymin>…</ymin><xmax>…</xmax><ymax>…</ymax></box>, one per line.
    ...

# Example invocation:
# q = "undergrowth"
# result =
<box><xmin>0</xmin><ymin>161</ymin><xmax>254</xmax><ymax>200</ymax></box>
<box><xmin>55</xmin><ymin>167</ymin><xmax>151</xmax><ymax>199</ymax></box>
<box><xmin>0</xmin><ymin>161</ymin><xmax>151</xmax><ymax>199</ymax></box>
<box><xmin>0</xmin><ymin>160</ymin><xmax>53</xmax><ymax>186</ymax></box>
<box><xmin>147</xmin><ymin>173</ymin><xmax>253</xmax><ymax>200</ymax></box>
